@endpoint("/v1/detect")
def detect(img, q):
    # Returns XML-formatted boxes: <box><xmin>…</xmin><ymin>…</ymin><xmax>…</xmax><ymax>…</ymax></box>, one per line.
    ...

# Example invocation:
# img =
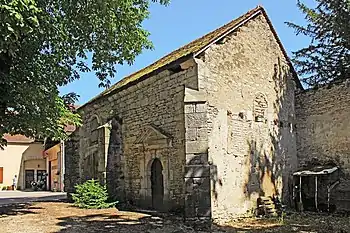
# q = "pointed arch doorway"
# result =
<box><xmin>151</xmin><ymin>158</ymin><xmax>164</xmax><ymax>210</ymax></box>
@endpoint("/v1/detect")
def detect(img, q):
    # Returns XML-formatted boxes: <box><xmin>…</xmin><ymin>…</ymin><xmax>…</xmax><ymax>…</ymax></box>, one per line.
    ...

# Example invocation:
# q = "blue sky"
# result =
<box><xmin>59</xmin><ymin>0</ymin><xmax>315</xmax><ymax>104</ymax></box>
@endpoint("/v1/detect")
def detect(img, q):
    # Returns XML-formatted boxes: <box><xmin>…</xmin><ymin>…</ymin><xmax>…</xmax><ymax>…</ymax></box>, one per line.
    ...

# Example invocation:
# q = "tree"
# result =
<box><xmin>0</xmin><ymin>0</ymin><xmax>169</xmax><ymax>141</ymax></box>
<box><xmin>287</xmin><ymin>0</ymin><xmax>350</xmax><ymax>87</ymax></box>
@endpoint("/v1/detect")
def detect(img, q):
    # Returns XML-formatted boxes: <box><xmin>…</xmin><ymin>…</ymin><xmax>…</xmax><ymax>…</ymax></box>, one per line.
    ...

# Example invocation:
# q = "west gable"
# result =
<box><xmin>192</xmin><ymin>7</ymin><xmax>299</xmax><ymax>222</ymax></box>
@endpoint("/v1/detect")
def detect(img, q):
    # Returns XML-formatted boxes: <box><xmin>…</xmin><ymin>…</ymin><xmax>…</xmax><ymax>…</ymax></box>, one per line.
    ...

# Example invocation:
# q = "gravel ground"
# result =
<box><xmin>0</xmin><ymin>202</ymin><xmax>197</xmax><ymax>233</ymax></box>
<box><xmin>0</xmin><ymin>201</ymin><xmax>349</xmax><ymax>233</ymax></box>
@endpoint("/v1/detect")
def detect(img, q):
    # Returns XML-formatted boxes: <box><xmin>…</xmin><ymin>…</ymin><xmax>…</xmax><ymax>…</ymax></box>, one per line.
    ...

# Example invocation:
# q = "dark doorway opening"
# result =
<box><xmin>25</xmin><ymin>170</ymin><xmax>34</xmax><ymax>189</ymax></box>
<box><xmin>151</xmin><ymin>158</ymin><xmax>164</xmax><ymax>210</ymax></box>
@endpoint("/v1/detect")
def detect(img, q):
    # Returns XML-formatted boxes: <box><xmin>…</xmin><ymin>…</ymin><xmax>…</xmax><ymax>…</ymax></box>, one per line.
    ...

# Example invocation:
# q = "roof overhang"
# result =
<box><xmin>293</xmin><ymin>166</ymin><xmax>338</xmax><ymax>176</ymax></box>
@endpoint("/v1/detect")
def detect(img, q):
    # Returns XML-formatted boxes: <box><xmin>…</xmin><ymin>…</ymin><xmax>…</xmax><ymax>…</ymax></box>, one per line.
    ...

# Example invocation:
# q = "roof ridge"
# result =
<box><xmin>81</xmin><ymin>6</ymin><xmax>266</xmax><ymax>107</ymax></box>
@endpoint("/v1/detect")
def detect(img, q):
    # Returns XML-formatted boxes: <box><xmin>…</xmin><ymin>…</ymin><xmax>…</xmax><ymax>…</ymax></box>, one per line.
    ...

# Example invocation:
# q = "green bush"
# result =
<box><xmin>71</xmin><ymin>179</ymin><xmax>117</xmax><ymax>209</ymax></box>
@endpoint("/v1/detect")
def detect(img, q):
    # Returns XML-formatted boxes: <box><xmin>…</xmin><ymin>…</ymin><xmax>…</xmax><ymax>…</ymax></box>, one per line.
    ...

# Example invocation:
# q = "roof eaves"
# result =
<box><xmin>293</xmin><ymin>166</ymin><xmax>338</xmax><ymax>176</ymax></box>
<box><xmin>3</xmin><ymin>134</ymin><xmax>35</xmax><ymax>144</ymax></box>
<box><xmin>44</xmin><ymin>142</ymin><xmax>60</xmax><ymax>152</ymax></box>
<box><xmin>78</xmin><ymin>53</ymin><xmax>194</xmax><ymax>109</ymax></box>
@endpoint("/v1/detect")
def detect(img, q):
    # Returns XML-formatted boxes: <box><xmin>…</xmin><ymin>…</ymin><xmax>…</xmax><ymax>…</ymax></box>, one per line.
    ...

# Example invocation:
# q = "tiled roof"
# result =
<box><xmin>3</xmin><ymin>134</ymin><xmax>34</xmax><ymax>143</ymax></box>
<box><xmin>64</xmin><ymin>124</ymin><xmax>76</xmax><ymax>133</ymax></box>
<box><xmin>3</xmin><ymin>124</ymin><xmax>75</xmax><ymax>144</ymax></box>
<box><xmin>81</xmin><ymin>6</ymin><xmax>301</xmax><ymax>107</ymax></box>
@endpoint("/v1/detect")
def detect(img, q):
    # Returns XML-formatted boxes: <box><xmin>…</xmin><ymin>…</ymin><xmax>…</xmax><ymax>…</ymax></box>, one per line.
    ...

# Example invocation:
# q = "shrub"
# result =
<box><xmin>71</xmin><ymin>179</ymin><xmax>117</xmax><ymax>209</ymax></box>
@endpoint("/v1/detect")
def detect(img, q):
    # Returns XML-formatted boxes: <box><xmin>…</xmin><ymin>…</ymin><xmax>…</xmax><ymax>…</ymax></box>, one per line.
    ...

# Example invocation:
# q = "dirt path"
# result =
<box><xmin>0</xmin><ymin>201</ymin><xmax>349</xmax><ymax>233</ymax></box>
<box><xmin>0</xmin><ymin>191</ymin><xmax>66</xmax><ymax>205</ymax></box>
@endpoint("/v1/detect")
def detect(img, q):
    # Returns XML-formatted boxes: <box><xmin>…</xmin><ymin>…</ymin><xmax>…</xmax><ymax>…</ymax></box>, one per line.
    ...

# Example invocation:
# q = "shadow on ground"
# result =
<box><xmin>1</xmin><ymin>201</ymin><xmax>349</xmax><ymax>233</ymax></box>
<box><xmin>55</xmin><ymin>211</ymin><xmax>350</xmax><ymax>233</ymax></box>
<box><xmin>0</xmin><ymin>203</ymin><xmax>42</xmax><ymax>218</ymax></box>
<box><xmin>212</xmin><ymin>212</ymin><xmax>349</xmax><ymax>233</ymax></box>
<box><xmin>0</xmin><ymin>199</ymin><xmax>69</xmax><ymax>219</ymax></box>
<box><xmin>56</xmin><ymin>212</ymin><xmax>191</xmax><ymax>233</ymax></box>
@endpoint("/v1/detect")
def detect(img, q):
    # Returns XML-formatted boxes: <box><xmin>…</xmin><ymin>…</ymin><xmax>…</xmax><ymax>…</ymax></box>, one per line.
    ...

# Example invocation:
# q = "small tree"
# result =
<box><xmin>72</xmin><ymin>179</ymin><xmax>117</xmax><ymax>209</ymax></box>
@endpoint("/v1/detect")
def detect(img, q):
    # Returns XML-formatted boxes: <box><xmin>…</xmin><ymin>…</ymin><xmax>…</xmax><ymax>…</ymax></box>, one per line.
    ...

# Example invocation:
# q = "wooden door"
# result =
<box><xmin>151</xmin><ymin>158</ymin><xmax>164</xmax><ymax>210</ymax></box>
<box><xmin>25</xmin><ymin>170</ymin><xmax>34</xmax><ymax>189</ymax></box>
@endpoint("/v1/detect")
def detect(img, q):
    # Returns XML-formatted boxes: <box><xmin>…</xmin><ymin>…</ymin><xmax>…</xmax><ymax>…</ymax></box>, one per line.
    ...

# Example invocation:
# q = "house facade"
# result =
<box><xmin>43</xmin><ymin>126</ymin><xmax>75</xmax><ymax>192</ymax></box>
<box><xmin>0</xmin><ymin>134</ymin><xmax>46</xmax><ymax>190</ymax></box>
<box><xmin>44</xmin><ymin>143</ymin><xmax>64</xmax><ymax>192</ymax></box>
<box><xmin>65</xmin><ymin>6</ymin><xmax>301</xmax><ymax>223</ymax></box>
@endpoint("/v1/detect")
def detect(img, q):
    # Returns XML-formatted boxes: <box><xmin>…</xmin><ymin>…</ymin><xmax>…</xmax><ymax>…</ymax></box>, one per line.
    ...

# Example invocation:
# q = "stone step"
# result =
<box><xmin>266</xmin><ymin>210</ymin><xmax>277</xmax><ymax>214</ymax></box>
<box><xmin>260</xmin><ymin>196</ymin><xmax>272</xmax><ymax>201</ymax></box>
<box><xmin>257</xmin><ymin>196</ymin><xmax>280</xmax><ymax>217</ymax></box>
<box><xmin>265</xmin><ymin>205</ymin><xmax>276</xmax><ymax>210</ymax></box>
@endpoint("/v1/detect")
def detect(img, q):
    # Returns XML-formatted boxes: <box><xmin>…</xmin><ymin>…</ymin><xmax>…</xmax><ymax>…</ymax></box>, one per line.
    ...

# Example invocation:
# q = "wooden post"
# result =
<box><xmin>299</xmin><ymin>176</ymin><xmax>303</xmax><ymax>211</ymax></box>
<box><xmin>327</xmin><ymin>180</ymin><xmax>340</xmax><ymax>213</ymax></box>
<box><xmin>292</xmin><ymin>176</ymin><xmax>295</xmax><ymax>208</ymax></box>
<box><xmin>327</xmin><ymin>184</ymin><xmax>330</xmax><ymax>213</ymax></box>
<box><xmin>315</xmin><ymin>176</ymin><xmax>318</xmax><ymax>211</ymax></box>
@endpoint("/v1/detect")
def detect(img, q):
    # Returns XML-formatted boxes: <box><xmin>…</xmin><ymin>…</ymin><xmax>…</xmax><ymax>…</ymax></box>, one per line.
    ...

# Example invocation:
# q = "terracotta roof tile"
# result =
<box><xmin>64</xmin><ymin>124</ymin><xmax>76</xmax><ymax>133</ymax></box>
<box><xmin>3</xmin><ymin>134</ymin><xmax>34</xmax><ymax>143</ymax></box>
<box><xmin>3</xmin><ymin>125</ymin><xmax>75</xmax><ymax>143</ymax></box>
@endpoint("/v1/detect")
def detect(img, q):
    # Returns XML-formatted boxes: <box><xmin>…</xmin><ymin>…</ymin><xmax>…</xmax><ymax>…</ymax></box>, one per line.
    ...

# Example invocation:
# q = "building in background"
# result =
<box><xmin>44</xmin><ymin>142</ymin><xmax>64</xmax><ymax>192</ymax></box>
<box><xmin>0</xmin><ymin>134</ymin><xmax>45</xmax><ymax>190</ymax></box>
<box><xmin>43</xmin><ymin>125</ymin><xmax>75</xmax><ymax>192</ymax></box>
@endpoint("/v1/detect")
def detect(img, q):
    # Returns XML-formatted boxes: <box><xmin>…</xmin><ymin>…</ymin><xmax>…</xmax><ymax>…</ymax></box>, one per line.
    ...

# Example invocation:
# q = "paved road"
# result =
<box><xmin>0</xmin><ymin>191</ymin><xmax>67</xmax><ymax>205</ymax></box>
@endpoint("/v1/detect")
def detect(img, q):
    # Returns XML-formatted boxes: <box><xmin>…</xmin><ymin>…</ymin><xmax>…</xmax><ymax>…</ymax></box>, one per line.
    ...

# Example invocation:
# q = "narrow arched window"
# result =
<box><xmin>254</xmin><ymin>93</ymin><xmax>268</xmax><ymax>122</ymax></box>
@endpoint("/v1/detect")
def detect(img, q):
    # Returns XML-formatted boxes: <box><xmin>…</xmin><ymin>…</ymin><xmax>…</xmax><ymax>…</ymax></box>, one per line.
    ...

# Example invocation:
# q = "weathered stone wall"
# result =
<box><xmin>296</xmin><ymin>81</ymin><xmax>350</xmax><ymax>211</ymax></box>
<box><xmin>184</xmin><ymin>98</ymin><xmax>211</xmax><ymax>220</ymax></box>
<box><xmin>64</xmin><ymin>12</ymin><xmax>303</xmax><ymax>221</ymax></box>
<box><xmin>64</xmin><ymin>135</ymin><xmax>80</xmax><ymax>196</ymax></box>
<box><xmin>70</xmin><ymin>60</ymin><xmax>198</xmax><ymax>211</ymax></box>
<box><xmin>196</xmin><ymin>14</ymin><xmax>298</xmax><ymax>223</ymax></box>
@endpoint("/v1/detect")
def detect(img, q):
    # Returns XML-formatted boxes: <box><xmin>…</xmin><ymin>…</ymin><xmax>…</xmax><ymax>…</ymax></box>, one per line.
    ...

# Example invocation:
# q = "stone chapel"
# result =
<box><xmin>64</xmin><ymin>6</ymin><xmax>350</xmax><ymax>223</ymax></box>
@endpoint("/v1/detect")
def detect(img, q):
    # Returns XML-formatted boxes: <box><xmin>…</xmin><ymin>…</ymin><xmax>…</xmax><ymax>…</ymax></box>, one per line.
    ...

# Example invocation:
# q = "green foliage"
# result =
<box><xmin>286</xmin><ymin>0</ymin><xmax>350</xmax><ymax>87</ymax></box>
<box><xmin>0</xmin><ymin>0</ymin><xmax>170</xmax><ymax>141</ymax></box>
<box><xmin>72</xmin><ymin>179</ymin><xmax>117</xmax><ymax>209</ymax></box>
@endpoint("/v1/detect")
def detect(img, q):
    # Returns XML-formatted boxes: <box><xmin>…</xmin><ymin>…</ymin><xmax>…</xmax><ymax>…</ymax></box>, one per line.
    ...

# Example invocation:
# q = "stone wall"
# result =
<box><xmin>64</xmin><ymin>135</ymin><xmax>80</xmax><ymax>196</ymax></box>
<box><xmin>184</xmin><ymin>98</ymin><xmax>211</xmax><ymax>221</ymax></box>
<box><xmin>296</xmin><ymin>81</ymin><xmax>350</xmax><ymax>211</ymax></box>
<box><xmin>68</xmin><ymin>60</ymin><xmax>199</xmax><ymax>211</ymax></box>
<box><xmin>196</xmin><ymin>14</ymin><xmax>298</xmax><ymax>223</ymax></box>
